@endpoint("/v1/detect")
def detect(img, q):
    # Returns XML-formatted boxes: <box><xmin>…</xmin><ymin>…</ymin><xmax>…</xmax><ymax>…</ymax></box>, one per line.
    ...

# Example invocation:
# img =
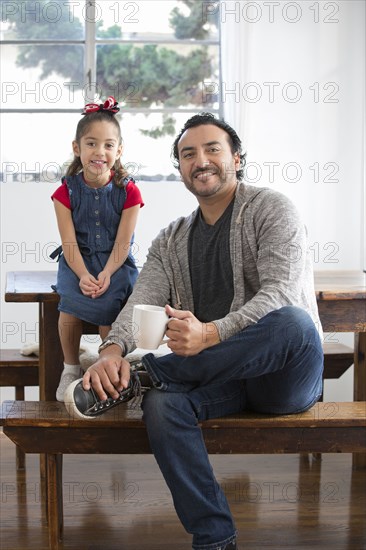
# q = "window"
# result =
<box><xmin>0</xmin><ymin>0</ymin><xmax>221</xmax><ymax>182</ymax></box>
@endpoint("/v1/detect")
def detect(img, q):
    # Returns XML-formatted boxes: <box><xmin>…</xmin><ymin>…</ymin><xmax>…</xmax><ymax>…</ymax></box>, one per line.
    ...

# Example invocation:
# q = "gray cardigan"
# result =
<box><xmin>109</xmin><ymin>183</ymin><xmax>322</xmax><ymax>354</ymax></box>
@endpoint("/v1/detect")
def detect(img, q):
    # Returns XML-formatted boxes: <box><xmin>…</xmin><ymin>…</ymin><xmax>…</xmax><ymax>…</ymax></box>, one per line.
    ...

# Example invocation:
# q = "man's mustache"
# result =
<box><xmin>192</xmin><ymin>165</ymin><xmax>218</xmax><ymax>177</ymax></box>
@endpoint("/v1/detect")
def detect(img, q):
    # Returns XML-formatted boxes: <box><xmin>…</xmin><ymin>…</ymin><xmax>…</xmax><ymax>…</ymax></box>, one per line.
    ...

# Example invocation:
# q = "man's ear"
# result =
<box><xmin>72</xmin><ymin>140</ymin><xmax>80</xmax><ymax>157</ymax></box>
<box><xmin>234</xmin><ymin>152</ymin><xmax>241</xmax><ymax>170</ymax></box>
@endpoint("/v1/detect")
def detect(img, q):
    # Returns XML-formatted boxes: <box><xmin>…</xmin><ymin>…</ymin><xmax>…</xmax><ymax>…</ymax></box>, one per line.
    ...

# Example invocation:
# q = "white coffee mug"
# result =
<box><xmin>132</xmin><ymin>304</ymin><xmax>169</xmax><ymax>350</ymax></box>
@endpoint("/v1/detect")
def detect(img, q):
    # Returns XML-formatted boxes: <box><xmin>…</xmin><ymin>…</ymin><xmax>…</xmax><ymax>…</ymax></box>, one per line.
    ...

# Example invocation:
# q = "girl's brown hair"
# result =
<box><xmin>66</xmin><ymin>111</ymin><xmax>128</xmax><ymax>187</ymax></box>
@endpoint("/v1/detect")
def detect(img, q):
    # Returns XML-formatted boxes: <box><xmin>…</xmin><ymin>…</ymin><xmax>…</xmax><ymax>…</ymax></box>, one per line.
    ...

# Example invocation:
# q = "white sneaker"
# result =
<box><xmin>56</xmin><ymin>368</ymin><xmax>83</xmax><ymax>402</ymax></box>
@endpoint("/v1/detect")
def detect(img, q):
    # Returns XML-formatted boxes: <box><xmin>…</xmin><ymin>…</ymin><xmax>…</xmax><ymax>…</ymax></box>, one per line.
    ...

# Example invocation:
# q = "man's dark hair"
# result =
<box><xmin>171</xmin><ymin>112</ymin><xmax>246</xmax><ymax>181</ymax></box>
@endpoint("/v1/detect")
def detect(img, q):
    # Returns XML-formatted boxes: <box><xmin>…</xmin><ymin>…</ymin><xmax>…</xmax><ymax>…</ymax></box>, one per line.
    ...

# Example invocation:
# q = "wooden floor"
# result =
<box><xmin>0</xmin><ymin>432</ymin><xmax>365</xmax><ymax>550</ymax></box>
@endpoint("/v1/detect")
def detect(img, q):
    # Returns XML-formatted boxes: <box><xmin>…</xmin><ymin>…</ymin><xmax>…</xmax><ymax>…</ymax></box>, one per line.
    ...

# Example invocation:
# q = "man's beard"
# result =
<box><xmin>184</xmin><ymin>166</ymin><xmax>227</xmax><ymax>197</ymax></box>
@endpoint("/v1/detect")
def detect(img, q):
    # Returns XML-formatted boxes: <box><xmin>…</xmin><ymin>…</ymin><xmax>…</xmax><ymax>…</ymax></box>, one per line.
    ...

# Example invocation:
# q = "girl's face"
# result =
<box><xmin>72</xmin><ymin>120</ymin><xmax>123</xmax><ymax>186</ymax></box>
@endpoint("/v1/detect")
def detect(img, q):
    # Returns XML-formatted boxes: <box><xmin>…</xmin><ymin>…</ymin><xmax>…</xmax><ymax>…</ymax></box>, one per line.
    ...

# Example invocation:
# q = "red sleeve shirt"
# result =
<box><xmin>124</xmin><ymin>180</ymin><xmax>144</xmax><ymax>209</ymax></box>
<box><xmin>51</xmin><ymin>179</ymin><xmax>71</xmax><ymax>208</ymax></box>
<box><xmin>51</xmin><ymin>176</ymin><xmax>144</xmax><ymax>210</ymax></box>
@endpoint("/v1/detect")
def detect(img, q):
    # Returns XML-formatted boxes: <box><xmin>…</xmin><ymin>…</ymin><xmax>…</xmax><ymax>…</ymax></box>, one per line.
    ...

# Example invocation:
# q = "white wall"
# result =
<box><xmin>221</xmin><ymin>0</ymin><xmax>365</xmax><ymax>268</ymax></box>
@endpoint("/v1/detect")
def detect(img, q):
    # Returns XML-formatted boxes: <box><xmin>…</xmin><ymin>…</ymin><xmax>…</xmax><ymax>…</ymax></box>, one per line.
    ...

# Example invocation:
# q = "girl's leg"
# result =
<box><xmin>99</xmin><ymin>325</ymin><xmax>111</xmax><ymax>341</ymax></box>
<box><xmin>58</xmin><ymin>311</ymin><xmax>83</xmax><ymax>364</ymax></box>
<box><xmin>57</xmin><ymin>312</ymin><xmax>83</xmax><ymax>402</ymax></box>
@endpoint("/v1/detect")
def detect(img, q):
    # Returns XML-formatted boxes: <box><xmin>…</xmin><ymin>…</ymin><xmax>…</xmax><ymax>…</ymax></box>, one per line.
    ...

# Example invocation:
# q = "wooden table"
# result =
<box><xmin>5</xmin><ymin>271</ymin><xmax>97</xmax><ymax>401</ymax></box>
<box><xmin>314</xmin><ymin>270</ymin><xmax>366</xmax><ymax>408</ymax></box>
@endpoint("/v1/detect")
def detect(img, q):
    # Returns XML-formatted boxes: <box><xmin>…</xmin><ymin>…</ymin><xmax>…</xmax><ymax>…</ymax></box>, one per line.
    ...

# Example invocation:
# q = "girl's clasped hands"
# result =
<box><xmin>79</xmin><ymin>270</ymin><xmax>111</xmax><ymax>298</ymax></box>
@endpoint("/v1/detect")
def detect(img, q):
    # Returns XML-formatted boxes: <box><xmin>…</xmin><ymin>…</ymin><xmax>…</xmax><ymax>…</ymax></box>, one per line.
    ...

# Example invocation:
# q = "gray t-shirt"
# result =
<box><xmin>188</xmin><ymin>200</ymin><xmax>234</xmax><ymax>322</ymax></box>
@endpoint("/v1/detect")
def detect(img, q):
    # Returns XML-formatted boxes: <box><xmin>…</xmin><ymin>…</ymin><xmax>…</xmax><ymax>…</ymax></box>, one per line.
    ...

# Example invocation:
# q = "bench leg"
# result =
<box><xmin>353</xmin><ymin>333</ymin><xmax>366</xmax><ymax>470</ymax></box>
<box><xmin>15</xmin><ymin>446</ymin><xmax>25</xmax><ymax>471</ymax></box>
<box><xmin>41</xmin><ymin>455</ymin><xmax>48</xmax><ymax>522</ymax></box>
<box><xmin>312</xmin><ymin>392</ymin><xmax>324</xmax><ymax>462</ymax></box>
<box><xmin>56</xmin><ymin>455</ymin><xmax>64</xmax><ymax>539</ymax></box>
<box><xmin>353</xmin><ymin>455</ymin><xmax>366</xmax><ymax>470</ymax></box>
<box><xmin>14</xmin><ymin>386</ymin><xmax>26</xmax><ymax>470</ymax></box>
<box><xmin>46</xmin><ymin>454</ymin><xmax>63</xmax><ymax>549</ymax></box>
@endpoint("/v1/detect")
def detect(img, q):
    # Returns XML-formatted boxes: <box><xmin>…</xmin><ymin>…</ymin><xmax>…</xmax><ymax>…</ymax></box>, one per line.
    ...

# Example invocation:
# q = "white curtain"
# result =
<box><xmin>220</xmin><ymin>0</ymin><xmax>365</xmax><ymax>270</ymax></box>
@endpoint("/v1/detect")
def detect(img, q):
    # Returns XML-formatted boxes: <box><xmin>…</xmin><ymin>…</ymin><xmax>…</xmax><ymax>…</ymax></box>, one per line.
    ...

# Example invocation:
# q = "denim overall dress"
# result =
<box><xmin>54</xmin><ymin>174</ymin><xmax>138</xmax><ymax>326</ymax></box>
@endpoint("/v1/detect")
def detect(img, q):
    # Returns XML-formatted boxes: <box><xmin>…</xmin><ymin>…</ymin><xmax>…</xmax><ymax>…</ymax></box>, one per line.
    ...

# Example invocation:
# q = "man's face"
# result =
<box><xmin>177</xmin><ymin>124</ymin><xmax>240</xmax><ymax>199</ymax></box>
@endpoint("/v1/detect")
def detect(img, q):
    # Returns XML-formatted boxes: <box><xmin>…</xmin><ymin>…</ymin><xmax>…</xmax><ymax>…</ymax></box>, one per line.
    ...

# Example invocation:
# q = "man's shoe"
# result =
<box><xmin>64</xmin><ymin>361</ymin><xmax>152</xmax><ymax>420</ymax></box>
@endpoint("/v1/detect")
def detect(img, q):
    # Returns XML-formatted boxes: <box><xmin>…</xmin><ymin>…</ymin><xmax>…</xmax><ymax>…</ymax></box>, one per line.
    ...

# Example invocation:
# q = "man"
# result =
<box><xmin>66</xmin><ymin>113</ymin><xmax>323</xmax><ymax>550</ymax></box>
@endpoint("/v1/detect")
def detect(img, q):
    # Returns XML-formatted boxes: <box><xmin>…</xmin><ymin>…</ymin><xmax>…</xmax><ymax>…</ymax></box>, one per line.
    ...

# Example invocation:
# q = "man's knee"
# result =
<box><xmin>142</xmin><ymin>390</ymin><xmax>194</xmax><ymax>429</ymax></box>
<box><xmin>142</xmin><ymin>389</ymin><xmax>170</xmax><ymax>417</ymax></box>
<box><xmin>275</xmin><ymin>305</ymin><xmax>312</xmax><ymax>325</ymax></box>
<box><xmin>271</xmin><ymin>306</ymin><xmax>320</xmax><ymax>345</ymax></box>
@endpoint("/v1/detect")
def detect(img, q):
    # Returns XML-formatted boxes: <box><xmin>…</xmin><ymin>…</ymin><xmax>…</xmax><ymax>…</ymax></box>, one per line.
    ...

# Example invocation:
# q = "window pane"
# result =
<box><xmin>1</xmin><ymin>113</ymin><xmax>78</xmax><ymax>183</ymax></box>
<box><xmin>96</xmin><ymin>43</ymin><xmax>219</xmax><ymax>109</ymax></box>
<box><xmin>96</xmin><ymin>1</ymin><xmax>218</xmax><ymax>41</ymax></box>
<box><xmin>120</xmin><ymin>111</ymin><xmax>210</xmax><ymax>180</ymax></box>
<box><xmin>0</xmin><ymin>0</ymin><xmax>85</xmax><ymax>40</ymax></box>
<box><xmin>1</xmin><ymin>45</ymin><xmax>84</xmax><ymax>109</ymax></box>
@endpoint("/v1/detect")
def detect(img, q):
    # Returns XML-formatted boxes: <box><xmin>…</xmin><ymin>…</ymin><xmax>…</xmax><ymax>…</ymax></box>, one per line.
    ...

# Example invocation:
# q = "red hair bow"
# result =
<box><xmin>82</xmin><ymin>96</ymin><xmax>120</xmax><ymax>115</ymax></box>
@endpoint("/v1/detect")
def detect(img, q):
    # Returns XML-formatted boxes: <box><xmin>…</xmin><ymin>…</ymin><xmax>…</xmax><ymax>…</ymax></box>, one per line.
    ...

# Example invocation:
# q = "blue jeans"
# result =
<box><xmin>141</xmin><ymin>306</ymin><xmax>323</xmax><ymax>549</ymax></box>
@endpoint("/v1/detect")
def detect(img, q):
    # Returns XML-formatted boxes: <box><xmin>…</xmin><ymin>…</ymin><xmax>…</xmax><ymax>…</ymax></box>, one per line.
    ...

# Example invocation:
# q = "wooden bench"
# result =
<box><xmin>323</xmin><ymin>342</ymin><xmax>354</xmax><ymax>380</ymax></box>
<box><xmin>1</xmin><ymin>399</ymin><xmax>365</xmax><ymax>549</ymax></box>
<box><xmin>0</xmin><ymin>340</ymin><xmax>355</xmax><ymax>473</ymax></box>
<box><xmin>0</xmin><ymin>349</ymin><xmax>39</xmax><ymax>469</ymax></box>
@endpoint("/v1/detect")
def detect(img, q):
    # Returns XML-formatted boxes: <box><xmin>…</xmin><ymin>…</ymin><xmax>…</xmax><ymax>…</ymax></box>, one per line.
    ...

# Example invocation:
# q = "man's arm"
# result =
<box><xmin>106</xmin><ymin>230</ymin><xmax>173</xmax><ymax>354</ymax></box>
<box><xmin>214</xmin><ymin>190</ymin><xmax>315</xmax><ymax>341</ymax></box>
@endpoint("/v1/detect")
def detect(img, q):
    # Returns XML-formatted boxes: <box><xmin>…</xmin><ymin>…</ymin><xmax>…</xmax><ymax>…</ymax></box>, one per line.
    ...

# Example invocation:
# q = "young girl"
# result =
<box><xmin>51</xmin><ymin>96</ymin><xmax>143</xmax><ymax>401</ymax></box>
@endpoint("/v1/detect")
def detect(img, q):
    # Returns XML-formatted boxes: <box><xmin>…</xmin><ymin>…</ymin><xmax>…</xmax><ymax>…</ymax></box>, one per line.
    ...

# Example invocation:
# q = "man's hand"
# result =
<box><xmin>165</xmin><ymin>305</ymin><xmax>220</xmax><ymax>356</ymax></box>
<box><xmin>82</xmin><ymin>352</ymin><xmax>131</xmax><ymax>401</ymax></box>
